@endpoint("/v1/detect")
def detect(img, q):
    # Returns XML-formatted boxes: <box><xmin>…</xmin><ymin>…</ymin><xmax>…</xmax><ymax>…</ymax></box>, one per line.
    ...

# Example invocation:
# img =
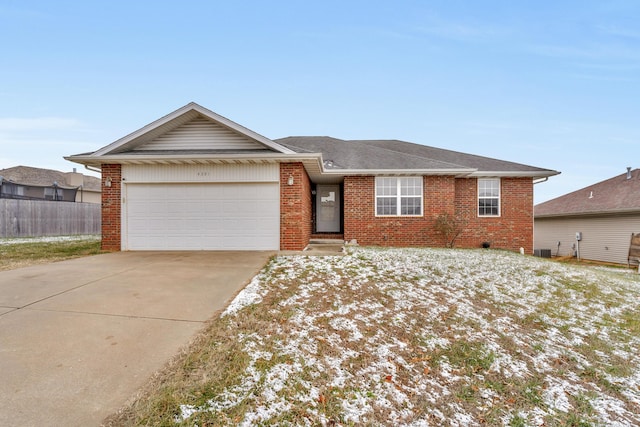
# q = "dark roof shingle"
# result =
<box><xmin>277</xmin><ymin>136</ymin><xmax>556</xmax><ymax>175</ymax></box>
<box><xmin>535</xmin><ymin>168</ymin><xmax>640</xmax><ymax>217</ymax></box>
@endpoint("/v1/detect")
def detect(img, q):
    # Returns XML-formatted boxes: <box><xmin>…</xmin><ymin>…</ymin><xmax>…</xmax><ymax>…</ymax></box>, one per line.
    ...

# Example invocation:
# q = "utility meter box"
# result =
<box><xmin>576</xmin><ymin>232</ymin><xmax>582</xmax><ymax>241</ymax></box>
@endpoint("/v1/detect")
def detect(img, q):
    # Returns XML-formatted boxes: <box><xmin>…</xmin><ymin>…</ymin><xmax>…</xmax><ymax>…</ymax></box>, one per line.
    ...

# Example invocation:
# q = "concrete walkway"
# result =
<box><xmin>0</xmin><ymin>251</ymin><xmax>272</xmax><ymax>426</ymax></box>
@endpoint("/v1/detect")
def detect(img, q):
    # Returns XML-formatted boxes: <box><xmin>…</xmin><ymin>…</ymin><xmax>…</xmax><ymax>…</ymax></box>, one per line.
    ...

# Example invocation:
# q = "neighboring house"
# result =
<box><xmin>534</xmin><ymin>168</ymin><xmax>640</xmax><ymax>265</ymax></box>
<box><xmin>65</xmin><ymin>102</ymin><xmax>558</xmax><ymax>252</ymax></box>
<box><xmin>0</xmin><ymin>166</ymin><xmax>101</xmax><ymax>204</ymax></box>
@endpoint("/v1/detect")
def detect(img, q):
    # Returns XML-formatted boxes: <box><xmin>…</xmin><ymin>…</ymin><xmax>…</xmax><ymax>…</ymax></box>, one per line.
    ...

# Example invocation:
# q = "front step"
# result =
<box><xmin>304</xmin><ymin>238</ymin><xmax>345</xmax><ymax>254</ymax></box>
<box><xmin>310</xmin><ymin>233</ymin><xmax>343</xmax><ymax>240</ymax></box>
<box><xmin>309</xmin><ymin>239</ymin><xmax>345</xmax><ymax>245</ymax></box>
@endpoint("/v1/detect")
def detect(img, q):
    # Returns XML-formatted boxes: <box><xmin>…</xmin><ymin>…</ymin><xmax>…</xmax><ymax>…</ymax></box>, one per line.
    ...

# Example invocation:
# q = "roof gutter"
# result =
<box><xmin>468</xmin><ymin>170</ymin><xmax>560</xmax><ymax>178</ymax></box>
<box><xmin>65</xmin><ymin>152</ymin><xmax>560</xmax><ymax>180</ymax></box>
<box><xmin>65</xmin><ymin>152</ymin><xmax>324</xmax><ymax>167</ymax></box>
<box><xmin>321</xmin><ymin>168</ymin><xmax>477</xmax><ymax>176</ymax></box>
<box><xmin>535</xmin><ymin>207</ymin><xmax>640</xmax><ymax>219</ymax></box>
<box><xmin>84</xmin><ymin>164</ymin><xmax>102</xmax><ymax>174</ymax></box>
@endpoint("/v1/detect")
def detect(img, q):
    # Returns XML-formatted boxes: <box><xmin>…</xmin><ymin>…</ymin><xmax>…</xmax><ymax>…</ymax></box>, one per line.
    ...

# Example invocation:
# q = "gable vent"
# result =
<box><xmin>134</xmin><ymin>117</ymin><xmax>266</xmax><ymax>151</ymax></box>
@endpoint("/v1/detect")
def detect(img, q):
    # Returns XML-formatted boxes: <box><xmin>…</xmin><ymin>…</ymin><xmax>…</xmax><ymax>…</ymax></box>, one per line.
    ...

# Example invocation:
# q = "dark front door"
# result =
<box><xmin>316</xmin><ymin>185</ymin><xmax>341</xmax><ymax>232</ymax></box>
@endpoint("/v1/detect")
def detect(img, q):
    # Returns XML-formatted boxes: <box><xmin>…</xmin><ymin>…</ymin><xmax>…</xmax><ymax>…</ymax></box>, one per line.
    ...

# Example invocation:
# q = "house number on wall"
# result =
<box><xmin>196</xmin><ymin>172</ymin><xmax>210</xmax><ymax>177</ymax></box>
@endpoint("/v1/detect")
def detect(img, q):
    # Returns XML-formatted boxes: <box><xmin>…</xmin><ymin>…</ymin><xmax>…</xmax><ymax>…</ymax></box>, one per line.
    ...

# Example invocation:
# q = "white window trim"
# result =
<box><xmin>375</xmin><ymin>176</ymin><xmax>423</xmax><ymax>217</ymax></box>
<box><xmin>477</xmin><ymin>178</ymin><xmax>501</xmax><ymax>217</ymax></box>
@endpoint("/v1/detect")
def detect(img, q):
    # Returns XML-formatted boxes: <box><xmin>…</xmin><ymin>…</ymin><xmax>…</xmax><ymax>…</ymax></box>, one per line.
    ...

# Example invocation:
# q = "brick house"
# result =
<box><xmin>66</xmin><ymin>102</ymin><xmax>558</xmax><ymax>252</ymax></box>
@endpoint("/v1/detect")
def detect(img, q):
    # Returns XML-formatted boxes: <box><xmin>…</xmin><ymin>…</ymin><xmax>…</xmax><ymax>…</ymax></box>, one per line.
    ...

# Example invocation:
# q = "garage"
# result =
<box><xmin>64</xmin><ymin>103</ymin><xmax>305</xmax><ymax>252</ymax></box>
<box><xmin>119</xmin><ymin>162</ymin><xmax>281</xmax><ymax>251</ymax></box>
<box><xmin>123</xmin><ymin>182</ymin><xmax>279</xmax><ymax>250</ymax></box>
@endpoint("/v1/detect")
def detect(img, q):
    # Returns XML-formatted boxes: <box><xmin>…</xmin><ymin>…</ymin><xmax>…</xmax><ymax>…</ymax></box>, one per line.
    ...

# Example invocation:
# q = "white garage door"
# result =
<box><xmin>124</xmin><ymin>183</ymin><xmax>279</xmax><ymax>250</ymax></box>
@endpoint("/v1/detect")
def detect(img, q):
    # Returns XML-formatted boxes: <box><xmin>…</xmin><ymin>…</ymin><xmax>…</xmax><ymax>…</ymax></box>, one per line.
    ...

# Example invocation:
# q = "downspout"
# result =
<box><xmin>533</xmin><ymin>177</ymin><xmax>548</xmax><ymax>185</ymax></box>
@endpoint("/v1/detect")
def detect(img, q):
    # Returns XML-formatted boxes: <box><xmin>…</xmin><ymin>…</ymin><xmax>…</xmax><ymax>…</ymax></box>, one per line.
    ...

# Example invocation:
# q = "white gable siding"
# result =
<box><xmin>534</xmin><ymin>214</ymin><xmax>640</xmax><ymax>264</ymax></box>
<box><xmin>122</xmin><ymin>164</ymin><xmax>279</xmax><ymax>183</ymax></box>
<box><xmin>133</xmin><ymin>117</ymin><xmax>266</xmax><ymax>151</ymax></box>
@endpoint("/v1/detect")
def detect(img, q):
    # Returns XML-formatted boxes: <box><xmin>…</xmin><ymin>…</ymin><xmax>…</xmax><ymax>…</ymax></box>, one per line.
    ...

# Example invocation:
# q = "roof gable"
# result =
<box><xmin>535</xmin><ymin>168</ymin><xmax>640</xmax><ymax>217</ymax></box>
<box><xmin>132</xmin><ymin>116</ymin><xmax>267</xmax><ymax>152</ymax></box>
<box><xmin>93</xmin><ymin>102</ymin><xmax>294</xmax><ymax>156</ymax></box>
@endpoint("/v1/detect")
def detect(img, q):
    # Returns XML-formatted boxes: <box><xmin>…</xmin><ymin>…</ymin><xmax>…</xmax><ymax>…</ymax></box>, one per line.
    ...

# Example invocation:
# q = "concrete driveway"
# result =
<box><xmin>0</xmin><ymin>251</ymin><xmax>272</xmax><ymax>426</ymax></box>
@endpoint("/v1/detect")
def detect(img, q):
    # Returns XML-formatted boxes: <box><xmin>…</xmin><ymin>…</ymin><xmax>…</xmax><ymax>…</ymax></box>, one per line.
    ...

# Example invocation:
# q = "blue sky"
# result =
<box><xmin>1</xmin><ymin>1</ymin><xmax>638</xmax><ymax>203</ymax></box>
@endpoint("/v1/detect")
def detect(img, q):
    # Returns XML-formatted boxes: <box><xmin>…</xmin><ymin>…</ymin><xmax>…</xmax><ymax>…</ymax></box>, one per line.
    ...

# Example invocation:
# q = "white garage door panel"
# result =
<box><xmin>125</xmin><ymin>183</ymin><xmax>279</xmax><ymax>250</ymax></box>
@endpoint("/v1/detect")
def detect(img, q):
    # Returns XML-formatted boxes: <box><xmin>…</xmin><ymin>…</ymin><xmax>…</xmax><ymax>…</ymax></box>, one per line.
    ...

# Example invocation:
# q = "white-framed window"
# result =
<box><xmin>375</xmin><ymin>177</ymin><xmax>423</xmax><ymax>216</ymax></box>
<box><xmin>478</xmin><ymin>178</ymin><xmax>500</xmax><ymax>216</ymax></box>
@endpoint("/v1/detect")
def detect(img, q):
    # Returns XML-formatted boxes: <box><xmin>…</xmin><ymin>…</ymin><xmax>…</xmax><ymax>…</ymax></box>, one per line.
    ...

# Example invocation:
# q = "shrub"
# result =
<box><xmin>433</xmin><ymin>213</ymin><xmax>467</xmax><ymax>248</ymax></box>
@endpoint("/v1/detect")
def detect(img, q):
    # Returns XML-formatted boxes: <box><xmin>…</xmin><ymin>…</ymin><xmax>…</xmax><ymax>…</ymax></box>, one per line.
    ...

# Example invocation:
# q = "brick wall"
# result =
<box><xmin>343</xmin><ymin>175</ymin><xmax>534</xmax><ymax>252</ymax></box>
<box><xmin>280</xmin><ymin>163</ymin><xmax>312</xmax><ymax>250</ymax></box>
<box><xmin>98</xmin><ymin>163</ymin><xmax>533</xmax><ymax>253</ymax></box>
<box><xmin>455</xmin><ymin>177</ymin><xmax>534</xmax><ymax>253</ymax></box>
<box><xmin>344</xmin><ymin>176</ymin><xmax>455</xmax><ymax>247</ymax></box>
<box><xmin>101</xmin><ymin>164</ymin><xmax>121</xmax><ymax>251</ymax></box>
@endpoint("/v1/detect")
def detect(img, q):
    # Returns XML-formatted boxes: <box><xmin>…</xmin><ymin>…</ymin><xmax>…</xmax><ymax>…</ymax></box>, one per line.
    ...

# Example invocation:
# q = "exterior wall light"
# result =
<box><xmin>105</xmin><ymin>177</ymin><xmax>112</xmax><ymax>187</ymax></box>
<box><xmin>288</xmin><ymin>175</ymin><xmax>294</xmax><ymax>186</ymax></box>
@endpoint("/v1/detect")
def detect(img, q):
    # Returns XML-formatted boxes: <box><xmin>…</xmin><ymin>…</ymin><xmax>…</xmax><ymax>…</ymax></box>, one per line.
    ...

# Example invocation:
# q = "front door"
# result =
<box><xmin>316</xmin><ymin>185</ymin><xmax>341</xmax><ymax>232</ymax></box>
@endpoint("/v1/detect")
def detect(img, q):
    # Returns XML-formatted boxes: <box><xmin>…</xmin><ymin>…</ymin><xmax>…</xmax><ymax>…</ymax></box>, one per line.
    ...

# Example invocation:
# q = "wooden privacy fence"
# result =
<box><xmin>0</xmin><ymin>199</ymin><xmax>100</xmax><ymax>238</ymax></box>
<box><xmin>629</xmin><ymin>233</ymin><xmax>640</xmax><ymax>267</ymax></box>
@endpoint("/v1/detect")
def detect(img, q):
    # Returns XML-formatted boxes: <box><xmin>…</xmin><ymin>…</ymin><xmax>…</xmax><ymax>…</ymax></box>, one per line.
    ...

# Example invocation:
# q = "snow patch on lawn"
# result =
<box><xmin>222</xmin><ymin>275</ymin><xmax>268</xmax><ymax>317</ymax></box>
<box><xmin>0</xmin><ymin>235</ymin><xmax>99</xmax><ymax>245</ymax></box>
<box><xmin>178</xmin><ymin>247</ymin><xmax>640</xmax><ymax>426</ymax></box>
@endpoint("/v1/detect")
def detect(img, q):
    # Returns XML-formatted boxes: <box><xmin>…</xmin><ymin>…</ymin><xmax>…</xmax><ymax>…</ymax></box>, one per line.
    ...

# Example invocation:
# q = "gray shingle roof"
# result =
<box><xmin>276</xmin><ymin>136</ymin><xmax>556</xmax><ymax>174</ymax></box>
<box><xmin>535</xmin><ymin>168</ymin><xmax>640</xmax><ymax>217</ymax></box>
<box><xmin>0</xmin><ymin>166</ymin><xmax>101</xmax><ymax>191</ymax></box>
<box><xmin>276</xmin><ymin>137</ymin><xmax>467</xmax><ymax>171</ymax></box>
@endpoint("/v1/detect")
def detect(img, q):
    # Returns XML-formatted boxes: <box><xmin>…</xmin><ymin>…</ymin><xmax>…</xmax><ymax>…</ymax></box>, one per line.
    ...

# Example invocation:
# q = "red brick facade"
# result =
<box><xmin>343</xmin><ymin>175</ymin><xmax>534</xmax><ymax>253</ymax></box>
<box><xmin>99</xmin><ymin>162</ymin><xmax>533</xmax><ymax>253</ymax></box>
<box><xmin>279</xmin><ymin>163</ymin><xmax>312</xmax><ymax>250</ymax></box>
<box><xmin>454</xmin><ymin>178</ymin><xmax>533</xmax><ymax>252</ymax></box>
<box><xmin>100</xmin><ymin>164</ymin><xmax>122</xmax><ymax>251</ymax></box>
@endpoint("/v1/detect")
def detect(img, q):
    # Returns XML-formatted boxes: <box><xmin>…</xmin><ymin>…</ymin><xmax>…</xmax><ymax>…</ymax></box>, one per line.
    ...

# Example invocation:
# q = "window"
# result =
<box><xmin>478</xmin><ymin>178</ymin><xmax>500</xmax><ymax>216</ymax></box>
<box><xmin>375</xmin><ymin>177</ymin><xmax>422</xmax><ymax>216</ymax></box>
<box><xmin>44</xmin><ymin>187</ymin><xmax>64</xmax><ymax>201</ymax></box>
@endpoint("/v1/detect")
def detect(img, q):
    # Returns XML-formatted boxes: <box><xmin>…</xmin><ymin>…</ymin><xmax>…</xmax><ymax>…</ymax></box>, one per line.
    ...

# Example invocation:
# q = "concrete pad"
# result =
<box><xmin>0</xmin><ymin>309</ymin><xmax>201</xmax><ymax>426</ymax></box>
<box><xmin>0</xmin><ymin>307</ymin><xmax>14</xmax><ymax>315</ymax></box>
<box><xmin>0</xmin><ymin>251</ymin><xmax>272</xmax><ymax>426</ymax></box>
<box><xmin>0</xmin><ymin>252</ymin><xmax>162</xmax><ymax>308</ymax></box>
<box><xmin>34</xmin><ymin>252</ymin><xmax>272</xmax><ymax>321</ymax></box>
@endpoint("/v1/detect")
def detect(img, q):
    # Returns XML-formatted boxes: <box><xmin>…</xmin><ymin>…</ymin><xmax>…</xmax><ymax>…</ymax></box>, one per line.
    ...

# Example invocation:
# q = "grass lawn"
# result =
<box><xmin>0</xmin><ymin>235</ymin><xmax>103</xmax><ymax>271</ymax></box>
<box><xmin>105</xmin><ymin>246</ymin><xmax>640</xmax><ymax>426</ymax></box>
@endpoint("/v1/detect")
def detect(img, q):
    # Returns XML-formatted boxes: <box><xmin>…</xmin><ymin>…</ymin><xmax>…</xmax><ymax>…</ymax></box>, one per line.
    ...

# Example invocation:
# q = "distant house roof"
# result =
<box><xmin>535</xmin><ymin>168</ymin><xmax>640</xmax><ymax>218</ymax></box>
<box><xmin>0</xmin><ymin>166</ymin><xmax>101</xmax><ymax>191</ymax></box>
<box><xmin>277</xmin><ymin>137</ymin><xmax>557</xmax><ymax>177</ymax></box>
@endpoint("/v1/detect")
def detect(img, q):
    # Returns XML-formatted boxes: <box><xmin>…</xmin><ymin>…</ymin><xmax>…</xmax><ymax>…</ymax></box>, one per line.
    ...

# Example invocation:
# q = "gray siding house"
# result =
<box><xmin>0</xmin><ymin>166</ymin><xmax>101</xmax><ymax>204</ymax></box>
<box><xmin>534</xmin><ymin>168</ymin><xmax>640</xmax><ymax>265</ymax></box>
